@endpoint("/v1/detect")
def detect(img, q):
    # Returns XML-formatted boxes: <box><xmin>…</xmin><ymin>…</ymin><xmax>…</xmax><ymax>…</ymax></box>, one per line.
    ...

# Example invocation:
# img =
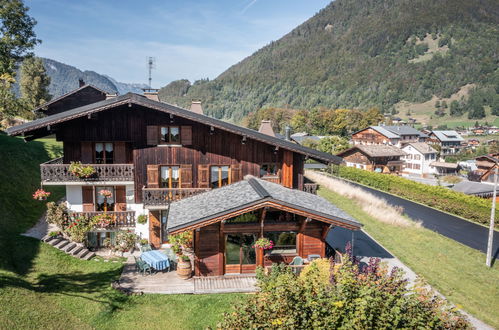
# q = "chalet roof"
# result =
<box><xmin>403</xmin><ymin>142</ymin><xmax>437</xmax><ymax>154</ymax></box>
<box><xmin>33</xmin><ymin>84</ymin><xmax>108</xmax><ymax>112</ymax></box>
<box><xmin>452</xmin><ymin>181</ymin><xmax>495</xmax><ymax>197</ymax></box>
<box><xmin>430</xmin><ymin>161</ymin><xmax>459</xmax><ymax>169</ymax></box>
<box><xmin>6</xmin><ymin>93</ymin><xmax>341</xmax><ymax>164</ymax></box>
<box><xmin>431</xmin><ymin>130</ymin><xmax>464</xmax><ymax>142</ymax></box>
<box><xmin>166</xmin><ymin>176</ymin><xmax>361</xmax><ymax>233</ymax></box>
<box><xmin>364</xmin><ymin>125</ymin><xmax>427</xmax><ymax>139</ymax></box>
<box><xmin>338</xmin><ymin>145</ymin><xmax>406</xmax><ymax>158</ymax></box>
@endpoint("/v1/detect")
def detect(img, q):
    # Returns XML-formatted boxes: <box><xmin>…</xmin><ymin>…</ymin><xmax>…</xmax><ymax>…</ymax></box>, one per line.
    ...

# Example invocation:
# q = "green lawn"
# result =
<box><xmin>318</xmin><ymin>187</ymin><xmax>499</xmax><ymax>328</ymax></box>
<box><xmin>0</xmin><ymin>134</ymin><xmax>244</xmax><ymax>329</ymax></box>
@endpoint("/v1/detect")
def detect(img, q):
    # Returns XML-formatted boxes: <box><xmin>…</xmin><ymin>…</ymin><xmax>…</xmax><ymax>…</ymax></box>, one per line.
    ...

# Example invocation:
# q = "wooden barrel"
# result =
<box><xmin>176</xmin><ymin>259</ymin><xmax>192</xmax><ymax>279</ymax></box>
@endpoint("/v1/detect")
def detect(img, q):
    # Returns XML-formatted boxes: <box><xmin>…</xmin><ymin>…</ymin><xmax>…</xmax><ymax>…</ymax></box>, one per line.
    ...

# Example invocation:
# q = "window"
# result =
<box><xmin>95</xmin><ymin>186</ymin><xmax>115</xmax><ymax>211</ymax></box>
<box><xmin>414</xmin><ymin>154</ymin><xmax>421</xmax><ymax>160</ymax></box>
<box><xmin>160</xmin><ymin>166</ymin><xmax>180</xmax><ymax>188</ymax></box>
<box><xmin>407</xmin><ymin>154</ymin><xmax>412</xmax><ymax>160</ymax></box>
<box><xmin>413</xmin><ymin>164</ymin><xmax>421</xmax><ymax>170</ymax></box>
<box><xmin>160</xmin><ymin>126</ymin><xmax>180</xmax><ymax>144</ymax></box>
<box><xmin>95</xmin><ymin>142</ymin><xmax>113</xmax><ymax>164</ymax></box>
<box><xmin>211</xmin><ymin>166</ymin><xmax>230</xmax><ymax>188</ymax></box>
<box><xmin>265</xmin><ymin>231</ymin><xmax>297</xmax><ymax>254</ymax></box>
<box><xmin>260</xmin><ymin>163</ymin><xmax>277</xmax><ymax>176</ymax></box>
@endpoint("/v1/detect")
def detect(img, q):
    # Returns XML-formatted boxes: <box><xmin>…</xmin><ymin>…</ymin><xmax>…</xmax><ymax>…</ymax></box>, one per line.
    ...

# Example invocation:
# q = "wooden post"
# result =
<box><xmin>282</xmin><ymin>150</ymin><xmax>293</xmax><ymax>188</ymax></box>
<box><xmin>486</xmin><ymin>166</ymin><xmax>497</xmax><ymax>267</ymax></box>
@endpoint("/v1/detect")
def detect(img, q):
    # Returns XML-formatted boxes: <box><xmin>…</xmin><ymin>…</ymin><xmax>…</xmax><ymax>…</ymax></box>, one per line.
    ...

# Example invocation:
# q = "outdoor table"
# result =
<box><xmin>141</xmin><ymin>250</ymin><xmax>170</xmax><ymax>271</ymax></box>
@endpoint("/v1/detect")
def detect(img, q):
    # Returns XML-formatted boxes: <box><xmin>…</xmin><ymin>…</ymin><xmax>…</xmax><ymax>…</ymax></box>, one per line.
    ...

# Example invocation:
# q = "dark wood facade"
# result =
<box><xmin>37</xmin><ymin>85</ymin><xmax>107</xmax><ymax>116</ymax></box>
<box><xmin>352</xmin><ymin>127</ymin><xmax>395</xmax><ymax>145</ymax></box>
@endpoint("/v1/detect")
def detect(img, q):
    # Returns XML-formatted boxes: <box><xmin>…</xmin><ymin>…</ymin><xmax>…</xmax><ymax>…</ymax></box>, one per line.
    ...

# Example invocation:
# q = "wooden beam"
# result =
<box><xmin>322</xmin><ymin>224</ymin><xmax>334</xmax><ymax>240</ymax></box>
<box><xmin>282</xmin><ymin>150</ymin><xmax>294</xmax><ymax>188</ymax></box>
<box><xmin>260</xmin><ymin>207</ymin><xmax>267</xmax><ymax>237</ymax></box>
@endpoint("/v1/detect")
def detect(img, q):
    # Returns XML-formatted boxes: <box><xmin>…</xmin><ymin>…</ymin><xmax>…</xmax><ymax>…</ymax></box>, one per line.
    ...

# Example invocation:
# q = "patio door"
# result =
<box><xmin>225</xmin><ymin>233</ymin><xmax>257</xmax><ymax>274</ymax></box>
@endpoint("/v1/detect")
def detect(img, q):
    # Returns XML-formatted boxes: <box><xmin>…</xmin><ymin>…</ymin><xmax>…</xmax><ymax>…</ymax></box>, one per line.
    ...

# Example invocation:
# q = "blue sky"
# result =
<box><xmin>27</xmin><ymin>0</ymin><xmax>331</xmax><ymax>87</ymax></box>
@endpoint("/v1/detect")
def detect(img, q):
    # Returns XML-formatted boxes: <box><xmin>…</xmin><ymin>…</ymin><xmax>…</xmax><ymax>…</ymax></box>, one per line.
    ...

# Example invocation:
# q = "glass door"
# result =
<box><xmin>225</xmin><ymin>233</ymin><xmax>257</xmax><ymax>273</ymax></box>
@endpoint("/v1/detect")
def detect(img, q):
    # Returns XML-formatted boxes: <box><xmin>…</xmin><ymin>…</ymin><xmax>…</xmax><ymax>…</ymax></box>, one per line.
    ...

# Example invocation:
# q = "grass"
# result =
<box><xmin>0</xmin><ymin>133</ymin><xmax>244</xmax><ymax>329</ymax></box>
<box><xmin>318</xmin><ymin>186</ymin><xmax>499</xmax><ymax>328</ymax></box>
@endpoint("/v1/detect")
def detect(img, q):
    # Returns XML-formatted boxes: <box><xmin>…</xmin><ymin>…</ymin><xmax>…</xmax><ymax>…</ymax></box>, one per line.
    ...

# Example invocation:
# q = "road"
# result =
<box><xmin>340</xmin><ymin>179</ymin><xmax>499</xmax><ymax>260</ymax></box>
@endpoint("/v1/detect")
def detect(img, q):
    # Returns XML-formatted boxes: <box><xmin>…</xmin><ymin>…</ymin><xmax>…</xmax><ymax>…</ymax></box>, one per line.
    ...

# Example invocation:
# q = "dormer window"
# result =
<box><xmin>160</xmin><ymin>126</ymin><xmax>180</xmax><ymax>144</ymax></box>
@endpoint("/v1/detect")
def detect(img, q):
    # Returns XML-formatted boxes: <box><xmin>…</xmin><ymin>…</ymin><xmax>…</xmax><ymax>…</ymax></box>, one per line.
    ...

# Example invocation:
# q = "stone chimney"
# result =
<box><xmin>78</xmin><ymin>78</ymin><xmax>85</xmax><ymax>87</ymax></box>
<box><xmin>190</xmin><ymin>100</ymin><xmax>203</xmax><ymax>115</ymax></box>
<box><xmin>285</xmin><ymin>125</ymin><xmax>291</xmax><ymax>141</ymax></box>
<box><xmin>258</xmin><ymin>120</ymin><xmax>276</xmax><ymax>137</ymax></box>
<box><xmin>106</xmin><ymin>93</ymin><xmax>118</xmax><ymax>100</ymax></box>
<box><xmin>143</xmin><ymin>88</ymin><xmax>159</xmax><ymax>101</ymax></box>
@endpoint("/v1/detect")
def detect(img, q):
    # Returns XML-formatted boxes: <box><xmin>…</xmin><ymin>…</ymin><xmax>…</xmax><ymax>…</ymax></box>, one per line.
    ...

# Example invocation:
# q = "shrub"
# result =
<box><xmin>137</xmin><ymin>214</ymin><xmax>147</xmax><ymax>225</ymax></box>
<box><xmin>65</xmin><ymin>216</ymin><xmax>92</xmax><ymax>243</ymax></box>
<box><xmin>329</xmin><ymin>165</ymin><xmax>496</xmax><ymax>226</ymax></box>
<box><xmin>299</xmin><ymin>258</ymin><xmax>331</xmax><ymax>285</ymax></box>
<box><xmin>169</xmin><ymin>231</ymin><xmax>193</xmax><ymax>253</ymax></box>
<box><xmin>442</xmin><ymin>175</ymin><xmax>462</xmax><ymax>184</ymax></box>
<box><xmin>139</xmin><ymin>238</ymin><xmax>148</xmax><ymax>246</ymax></box>
<box><xmin>114</xmin><ymin>230</ymin><xmax>137</xmax><ymax>252</ymax></box>
<box><xmin>48</xmin><ymin>231</ymin><xmax>60</xmax><ymax>237</ymax></box>
<box><xmin>46</xmin><ymin>202</ymin><xmax>69</xmax><ymax>229</ymax></box>
<box><xmin>219</xmin><ymin>259</ymin><xmax>470</xmax><ymax>329</ymax></box>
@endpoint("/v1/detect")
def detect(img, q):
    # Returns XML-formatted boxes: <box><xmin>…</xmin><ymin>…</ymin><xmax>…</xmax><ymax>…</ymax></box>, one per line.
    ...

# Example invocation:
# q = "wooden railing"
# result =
<box><xmin>261</xmin><ymin>175</ymin><xmax>280</xmax><ymax>184</ymax></box>
<box><xmin>142</xmin><ymin>187</ymin><xmax>211</xmax><ymax>207</ymax></box>
<box><xmin>303</xmin><ymin>183</ymin><xmax>318</xmax><ymax>195</ymax></box>
<box><xmin>69</xmin><ymin>211</ymin><xmax>136</xmax><ymax>227</ymax></box>
<box><xmin>41</xmin><ymin>158</ymin><xmax>134</xmax><ymax>182</ymax></box>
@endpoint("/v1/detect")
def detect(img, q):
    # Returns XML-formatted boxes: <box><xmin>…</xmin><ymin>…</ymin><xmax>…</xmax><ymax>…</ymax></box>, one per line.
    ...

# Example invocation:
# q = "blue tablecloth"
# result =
<box><xmin>141</xmin><ymin>250</ymin><xmax>170</xmax><ymax>271</ymax></box>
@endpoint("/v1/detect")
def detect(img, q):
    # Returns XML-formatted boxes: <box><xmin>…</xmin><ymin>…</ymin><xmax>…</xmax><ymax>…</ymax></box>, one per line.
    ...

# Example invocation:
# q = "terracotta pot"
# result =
<box><xmin>176</xmin><ymin>258</ymin><xmax>192</xmax><ymax>279</ymax></box>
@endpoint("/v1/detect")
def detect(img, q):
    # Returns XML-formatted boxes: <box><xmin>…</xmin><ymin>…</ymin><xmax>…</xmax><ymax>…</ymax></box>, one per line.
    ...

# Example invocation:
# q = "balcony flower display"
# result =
<box><xmin>92</xmin><ymin>213</ymin><xmax>115</xmax><ymax>229</ymax></box>
<box><xmin>68</xmin><ymin>162</ymin><xmax>96</xmax><ymax>178</ymax></box>
<box><xmin>33</xmin><ymin>189</ymin><xmax>51</xmax><ymax>201</ymax></box>
<box><xmin>99</xmin><ymin>189</ymin><xmax>113</xmax><ymax>199</ymax></box>
<box><xmin>253</xmin><ymin>238</ymin><xmax>274</xmax><ymax>250</ymax></box>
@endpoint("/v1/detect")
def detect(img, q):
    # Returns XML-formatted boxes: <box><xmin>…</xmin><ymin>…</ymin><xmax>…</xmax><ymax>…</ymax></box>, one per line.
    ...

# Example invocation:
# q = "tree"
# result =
<box><xmin>449</xmin><ymin>100</ymin><xmax>461</xmax><ymax>116</ymax></box>
<box><xmin>19</xmin><ymin>56</ymin><xmax>51</xmax><ymax>111</ymax></box>
<box><xmin>317</xmin><ymin>136</ymin><xmax>350</xmax><ymax>154</ymax></box>
<box><xmin>0</xmin><ymin>0</ymin><xmax>39</xmax><ymax>75</ymax></box>
<box><xmin>468</xmin><ymin>103</ymin><xmax>485</xmax><ymax>119</ymax></box>
<box><xmin>0</xmin><ymin>73</ymin><xmax>21</xmax><ymax>118</ymax></box>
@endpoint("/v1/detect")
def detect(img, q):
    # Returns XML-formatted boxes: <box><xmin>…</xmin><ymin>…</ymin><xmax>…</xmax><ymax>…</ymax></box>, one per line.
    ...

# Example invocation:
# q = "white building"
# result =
<box><xmin>401</xmin><ymin>142</ymin><xmax>438</xmax><ymax>176</ymax></box>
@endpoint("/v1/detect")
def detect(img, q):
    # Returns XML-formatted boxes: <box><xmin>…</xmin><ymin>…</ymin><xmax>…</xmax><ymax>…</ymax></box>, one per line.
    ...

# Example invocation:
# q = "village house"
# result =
<box><xmin>337</xmin><ymin>145</ymin><xmax>406</xmax><ymax>174</ymax></box>
<box><xmin>351</xmin><ymin>125</ymin><xmax>426</xmax><ymax>148</ymax></box>
<box><xmin>7</xmin><ymin>91</ymin><xmax>361</xmax><ymax>276</ymax></box>
<box><xmin>427</xmin><ymin>130</ymin><xmax>464</xmax><ymax>156</ymax></box>
<box><xmin>469</xmin><ymin>154</ymin><xmax>499</xmax><ymax>184</ymax></box>
<box><xmin>401</xmin><ymin>142</ymin><xmax>437</xmax><ymax>177</ymax></box>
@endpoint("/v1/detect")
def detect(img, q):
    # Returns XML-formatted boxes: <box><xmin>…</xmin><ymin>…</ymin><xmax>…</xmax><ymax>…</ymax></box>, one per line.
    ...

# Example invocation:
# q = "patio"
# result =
<box><xmin>119</xmin><ymin>256</ymin><xmax>257</xmax><ymax>294</ymax></box>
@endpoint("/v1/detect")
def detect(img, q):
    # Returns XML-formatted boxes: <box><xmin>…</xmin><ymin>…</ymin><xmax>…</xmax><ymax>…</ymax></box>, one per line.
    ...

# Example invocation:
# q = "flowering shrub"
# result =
<box><xmin>68</xmin><ymin>162</ymin><xmax>96</xmax><ymax>178</ymax></box>
<box><xmin>253</xmin><ymin>238</ymin><xmax>274</xmax><ymax>250</ymax></box>
<box><xmin>65</xmin><ymin>216</ymin><xmax>92</xmax><ymax>243</ymax></box>
<box><xmin>219</xmin><ymin>257</ymin><xmax>470</xmax><ymax>329</ymax></box>
<box><xmin>137</xmin><ymin>214</ymin><xmax>147</xmax><ymax>225</ymax></box>
<box><xmin>46</xmin><ymin>202</ymin><xmax>69</xmax><ymax>230</ymax></box>
<box><xmin>33</xmin><ymin>189</ymin><xmax>51</xmax><ymax>200</ymax></box>
<box><xmin>91</xmin><ymin>213</ymin><xmax>115</xmax><ymax>228</ymax></box>
<box><xmin>169</xmin><ymin>231</ymin><xmax>193</xmax><ymax>254</ymax></box>
<box><xmin>98</xmin><ymin>189</ymin><xmax>113</xmax><ymax>199</ymax></box>
<box><xmin>114</xmin><ymin>230</ymin><xmax>137</xmax><ymax>252</ymax></box>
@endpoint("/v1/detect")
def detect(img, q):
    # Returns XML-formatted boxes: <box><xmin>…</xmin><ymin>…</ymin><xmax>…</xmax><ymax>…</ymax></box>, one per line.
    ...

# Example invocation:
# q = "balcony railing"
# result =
<box><xmin>261</xmin><ymin>175</ymin><xmax>280</xmax><ymax>184</ymax></box>
<box><xmin>69</xmin><ymin>211</ymin><xmax>136</xmax><ymax>228</ymax></box>
<box><xmin>303</xmin><ymin>183</ymin><xmax>318</xmax><ymax>195</ymax></box>
<box><xmin>41</xmin><ymin>157</ymin><xmax>134</xmax><ymax>182</ymax></box>
<box><xmin>143</xmin><ymin>187</ymin><xmax>211</xmax><ymax>207</ymax></box>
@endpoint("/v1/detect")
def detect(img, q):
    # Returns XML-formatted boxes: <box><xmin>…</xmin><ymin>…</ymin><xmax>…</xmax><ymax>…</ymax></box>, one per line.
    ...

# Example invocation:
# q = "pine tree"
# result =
<box><xmin>20</xmin><ymin>56</ymin><xmax>51</xmax><ymax>111</ymax></box>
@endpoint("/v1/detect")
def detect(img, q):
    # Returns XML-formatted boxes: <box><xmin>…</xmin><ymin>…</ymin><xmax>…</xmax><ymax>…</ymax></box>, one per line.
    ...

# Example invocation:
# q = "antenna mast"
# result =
<box><xmin>147</xmin><ymin>57</ymin><xmax>156</xmax><ymax>88</ymax></box>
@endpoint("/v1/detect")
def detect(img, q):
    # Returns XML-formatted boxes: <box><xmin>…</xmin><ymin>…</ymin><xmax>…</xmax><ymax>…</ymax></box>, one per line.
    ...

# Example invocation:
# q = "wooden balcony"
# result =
<box><xmin>40</xmin><ymin>157</ymin><xmax>134</xmax><ymax>183</ymax></box>
<box><xmin>69</xmin><ymin>211</ymin><xmax>136</xmax><ymax>228</ymax></box>
<box><xmin>142</xmin><ymin>187</ymin><xmax>211</xmax><ymax>208</ymax></box>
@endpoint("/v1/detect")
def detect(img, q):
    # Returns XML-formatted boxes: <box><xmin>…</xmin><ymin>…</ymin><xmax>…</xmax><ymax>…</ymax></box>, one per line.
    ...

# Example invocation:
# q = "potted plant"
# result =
<box><xmin>137</xmin><ymin>214</ymin><xmax>147</xmax><ymax>225</ymax></box>
<box><xmin>114</xmin><ymin>230</ymin><xmax>137</xmax><ymax>255</ymax></box>
<box><xmin>68</xmin><ymin>161</ymin><xmax>96</xmax><ymax>178</ymax></box>
<box><xmin>253</xmin><ymin>238</ymin><xmax>274</xmax><ymax>250</ymax></box>
<box><xmin>48</xmin><ymin>231</ymin><xmax>60</xmax><ymax>238</ymax></box>
<box><xmin>91</xmin><ymin>213</ymin><xmax>115</xmax><ymax>228</ymax></box>
<box><xmin>33</xmin><ymin>189</ymin><xmax>51</xmax><ymax>201</ymax></box>
<box><xmin>139</xmin><ymin>238</ymin><xmax>148</xmax><ymax>246</ymax></box>
<box><xmin>176</xmin><ymin>254</ymin><xmax>192</xmax><ymax>280</ymax></box>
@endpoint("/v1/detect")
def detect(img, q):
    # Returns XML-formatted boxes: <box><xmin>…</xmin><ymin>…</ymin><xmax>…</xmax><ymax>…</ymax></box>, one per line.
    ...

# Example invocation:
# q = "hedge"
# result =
<box><xmin>328</xmin><ymin>165</ymin><xmax>497</xmax><ymax>227</ymax></box>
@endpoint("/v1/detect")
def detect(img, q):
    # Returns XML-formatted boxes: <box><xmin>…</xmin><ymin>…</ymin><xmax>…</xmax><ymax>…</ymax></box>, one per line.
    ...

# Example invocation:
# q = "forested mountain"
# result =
<box><xmin>158</xmin><ymin>0</ymin><xmax>499</xmax><ymax>124</ymax></box>
<box><xmin>13</xmin><ymin>58</ymin><xmax>147</xmax><ymax>98</ymax></box>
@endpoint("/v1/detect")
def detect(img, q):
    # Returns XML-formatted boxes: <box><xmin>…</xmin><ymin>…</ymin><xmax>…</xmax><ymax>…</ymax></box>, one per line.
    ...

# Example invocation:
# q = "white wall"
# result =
<box><xmin>402</xmin><ymin>146</ymin><xmax>437</xmax><ymax>176</ymax></box>
<box><xmin>66</xmin><ymin>185</ymin><xmax>83</xmax><ymax>212</ymax></box>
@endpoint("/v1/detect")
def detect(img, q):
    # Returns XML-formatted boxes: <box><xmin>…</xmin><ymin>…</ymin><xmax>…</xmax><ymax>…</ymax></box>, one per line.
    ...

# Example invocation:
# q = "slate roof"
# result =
<box><xmin>430</xmin><ymin>161</ymin><xmax>459</xmax><ymax>169</ymax></box>
<box><xmin>452</xmin><ymin>181</ymin><xmax>495</xmax><ymax>197</ymax></box>
<box><xmin>365</xmin><ymin>125</ymin><xmax>427</xmax><ymax>139</ymax></box>
<box><xmin>431</xmin><ymin>130</ymin><xmax>464</xmax><ymax>142</ymax></box>
<box><xmin>166</xmin><ymin>176</ymin><xmax>361</xmax><ymax>233</ymax></box>
<box><xmin>338</xmin><ymin>145</ymin><xmax>406</xmax><ymax>158</ymax></box>
<box><xmin>403</xmin><ymin>142</ymin><xmax>437</xmax><ymax>154</ymax></box>
<box><xmin>6</xmin><ymin>93</ymin><xmax>342</xmax><ymax>164</ymax></box>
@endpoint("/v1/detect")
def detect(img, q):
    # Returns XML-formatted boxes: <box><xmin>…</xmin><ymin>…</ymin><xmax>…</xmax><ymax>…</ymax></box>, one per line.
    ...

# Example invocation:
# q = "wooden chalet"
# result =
<box><xmin>7</xmin><ymin>91</ymin><xmax>359</xmax><ymax>274</ymax></box>
<box><xmin>469</xmin><ymin>155</ymin><xmax>499</xmax><ymax>183</ymax></box>
<box><xmin>351</xmin><ymin>125</ymin><xmax>426</xmax><ymax>147</ymax></box>
<box><xmin>337</xmin><ymin>145</ymin><xmax>406</xmax><ymax>174</ymax></box>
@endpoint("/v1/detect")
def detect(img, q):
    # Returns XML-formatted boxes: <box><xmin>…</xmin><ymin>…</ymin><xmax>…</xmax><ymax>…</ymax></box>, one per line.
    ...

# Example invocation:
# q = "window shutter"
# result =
<box><xmin>146</xmin><ymin>126</ymin><xmax>158</xmax><ymax>146</ymax></box>
<box><xmin>197</xmin><ymin>165</ymin><xmax>210</xmax><ymax>188</ymax></box>
<box><xmin>82</xmin><ymin>186</ymin><xmax>94</xmax><ymax>211</ymax></box>
<box><xmin>115</xmin><ymin>186</ymin><xmax>126</xmax><ymax>211</ymax></box>
<box><xmin>147</xmin><ymin>165</ymin><xmax>159</xmax><ymax>188</ymax></box>
<box><xmin>114</xmin><ymin>142</ymin><xmax>126</xmax><ymax>163</ymax></box>
<box><xmin>181</xmin><ymin>126</ymin><xmax>192</xmax><ymax>145</ymax></box>
<box><xmin>180</xmin><ymin>164</ymin><xmax>193</xmax><ymax>188</ymax></box>
<box><xmin>81</xmin><ymin>142</ymin><xmax>93</xmax><ymax>163</ymax></box>
<box><xmin>231</xmin><ymin>164</ymin><xmax>242</xmax><ymax>183</ymax></box>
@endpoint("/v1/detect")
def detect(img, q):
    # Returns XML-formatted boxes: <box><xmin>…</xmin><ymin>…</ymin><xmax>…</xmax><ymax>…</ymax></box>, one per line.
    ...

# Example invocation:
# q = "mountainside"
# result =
<box><xmin>158</xmin><ymin>0</ymin><xmax>499</xmax><ymax>125</ymax></box>
<box><xmin>14</xmin><ymin>58</ymin><xmax>148</xmax><ymax>98</ymax></box>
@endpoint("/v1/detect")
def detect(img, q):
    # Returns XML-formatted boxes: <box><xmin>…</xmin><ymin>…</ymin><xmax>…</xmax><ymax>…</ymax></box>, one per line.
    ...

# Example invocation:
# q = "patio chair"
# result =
<box><xmin>289</xmin><ymin>256</ymin><xmax>304</xmax><ymax>275</ymax></box>
<box><xmin>137</xmin><ymin>260</ymin><xmax>152</xmax><ymax>276</ymax></box>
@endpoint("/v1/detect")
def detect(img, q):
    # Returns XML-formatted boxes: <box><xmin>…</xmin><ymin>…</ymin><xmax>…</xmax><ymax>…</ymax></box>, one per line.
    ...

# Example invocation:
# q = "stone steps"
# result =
<box><xmin>41</xmin><ymin>235</ymin><xmax>95</xmax><ymax>261</ymax></box>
